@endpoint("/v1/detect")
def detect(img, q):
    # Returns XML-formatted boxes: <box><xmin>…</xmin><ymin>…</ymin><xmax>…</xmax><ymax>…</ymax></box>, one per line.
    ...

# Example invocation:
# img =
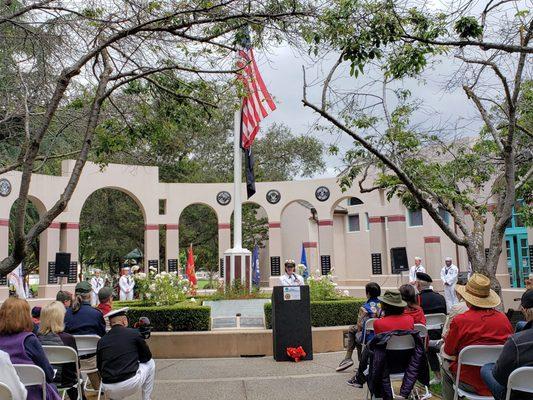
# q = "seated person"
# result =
<box><xmin>481</xmin><ymin>289</ymin><xmax>533</xmax><ymax>400</ymax></box>
<box><xmin>279</xmin><ymin>260</ymin><xmax>304</xmax><ymax>286</ymax></box>
<box><xmin>347</xmin><ymin>289</ymin><xmax>414</xmax><ymax>388</ymax></box>
<box><xmin>56</xmin><ymin>291</ymin><xmax>73</xmax><ymax>309</ymax></box>
<box><xmin>97</xmin><ymin>308</ymin><xmax>155</xmax><ymax>400</ymax></box>
<box><xmin>97</xmin><ymin>287</ymin><xmax>113</xmax><ymax>316</ymax></box>
<box><xmin>64</xmin><ymin>281</ymin><xmax>106</xmax><ymax>336</ymax></box>
<box><xmin>31</xmin><ymin>306</ymin><xmax>41</xmax><ymax>333</ymax></box>
<box><xmin>337</xmin><ymin>282</ymin><xmax>382</xmax><ymax>371</ymax></box>
<box><xmin>400</xmin><ymin>284</ymin><xmax>426</xmax><ymax>325</ymax></box>
<box><xmin>441</xmin><ymin>273</ymin><xmax>513</xmax><ymax>399</ymax></box>
<box><xmin>416</xmin><ymin>272</ymin><xmax>447</xmax><ymax>315</ymax></box>
<box><xmin>37</xmin><ymin>301</ymin><xmax>86</xmax><ymax>400</ymax></box>
<box><xmin>0</xmin><ymin>297</ymin><xmax>61</xmax><ymax>400</ymax></box>
<box><xmin>0</xmin><ymin>349</ymin><xmax>27</xmax><ymax>400</ymax></box>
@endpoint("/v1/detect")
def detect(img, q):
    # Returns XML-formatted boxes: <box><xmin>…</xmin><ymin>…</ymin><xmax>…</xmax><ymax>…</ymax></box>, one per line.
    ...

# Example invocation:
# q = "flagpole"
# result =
<box><xmin>233</xmin><ymin>109</ymin><xmax>243</xmax><ymax>251</ymax></box>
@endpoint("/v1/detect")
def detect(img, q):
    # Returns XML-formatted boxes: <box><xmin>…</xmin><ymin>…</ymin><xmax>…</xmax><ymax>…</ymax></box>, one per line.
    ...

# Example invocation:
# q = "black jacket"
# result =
<box><xmin>419</xmin><ymin>289</ymin><xmax>447</xmax><ymax>315</ymax></box>
<box><xmin>493</xmin><ymin>321</ymin><xmax>533</xmax><ymax>386</ymax></box>
<box><xmin>96</xmin><ymin>325</ymin><xmax>152</xmax><ymax>384</ymax></box>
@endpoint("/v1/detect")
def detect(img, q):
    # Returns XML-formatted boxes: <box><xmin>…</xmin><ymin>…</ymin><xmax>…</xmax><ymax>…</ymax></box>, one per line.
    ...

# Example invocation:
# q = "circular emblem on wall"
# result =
<box><xmin>266</xmin><ymin>189</ymin><xmax>281</xmax><ymax>204</ymax></box>
<box><xmin>0</xmin><ymin>179</ymin><xmax>12</xmax><ymax>197</ymax></box>
<box><xmin>216</xmin><ymin>191</ymin><xmax>232</xmax><ymax>206</ymax></box>
<box><xmin>315</xmin><ymin>186</ymin><xmax>330</xmax><ymax>202</ymax></box>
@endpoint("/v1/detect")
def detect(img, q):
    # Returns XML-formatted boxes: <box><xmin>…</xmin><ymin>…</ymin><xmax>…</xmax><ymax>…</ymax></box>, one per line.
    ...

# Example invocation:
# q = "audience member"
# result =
<box><xmin>480</xmin><ymin>289</ymin><xmax>533</xmax><ymax>400</ymax></box>
<box><xmin>64</xmin><ymin>281</ymin><xmax>106</xmax><ymax>336</ymax></box>
<box><xmin>441</xmin><ymin>273</ymin><xmax>513</xmax><ymax>398</ymax></box>
<box><xmin>416</xmin><ymin>272</ymin><xmax>447</xmax><ymax>315</ymax></box>
<box><xmin>31</xmin><ymin>306</ymin><xmax>41</xmax><ymax>333</ymax></box>
<box><xmin>399</xmin><ymin>284</ymin><xmax>426</xmax><ymax>325</ymax></box>
<box><xmin>337</xmin><ymin>282</ymin><xmax>382</xmax><ymax>371</ymax></box>
<box><xmin>38</xmin><ymin>301</ymin><xmax>86</xmax><ymax>400</ymax></box>
<box><xmin>0</xmin><ymin>349</ymin><xmax>27</xmax><ymax>400</ymax></box>
<box><xmin>0</xmin><ymin>297</ymin><xmax>61</xmax><ymax>400</ymax></box>
<box><xmin>56</xmin><ymin>291</ymin><xmax>73</xmax><ymax>309</ymax></box>
<box><xmin>97</xmin><ymin>308</ymin><xmax>155</xmax><ymax>400</ymax></box>
<box><xmin>347</xmin><ymin>290</ymin><xmax>414</xmax><ymax>388</ymax></box>
<box><xmin>97</xmin><ymin>287</ymin><xmax>113</xmax><ymax>316</ymax></box>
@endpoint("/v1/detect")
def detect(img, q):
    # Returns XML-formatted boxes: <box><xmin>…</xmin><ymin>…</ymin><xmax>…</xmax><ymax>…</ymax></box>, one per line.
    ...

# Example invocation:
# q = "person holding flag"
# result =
<box><xmin>186</xmin><ymin>244</ymin><xmax>198</xmax><ymax>292</ymax></box>
<box><xmin>252</xmin><ymin>245</ymin><xmax>260</xmax><ymax>287</ymax></box>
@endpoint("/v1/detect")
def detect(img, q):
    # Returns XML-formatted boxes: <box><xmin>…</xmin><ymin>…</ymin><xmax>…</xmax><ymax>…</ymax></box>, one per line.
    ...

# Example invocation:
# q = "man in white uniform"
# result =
<box><xmin>90</xmin><ymin>269</ymin><xmax>104</xmax><ymax>306</ymax></box>
<box><xmin>440</xmin><ymin>256</ymin><xmax>458</xmax><ymax>311</ymax></box>
<box><xmin>408</xmin><ymin>257</ymin><xmax>425</xmax><ymax>284</ymax></box>
<box><xmin>279</xmin><ymin>260</ymin><xmax>304</xmax><ymax>286</ymax></box>
<box><xmin>119</xmin><ymin>267</ymin><xmax>135</xmax><ymax>301</ymax></box>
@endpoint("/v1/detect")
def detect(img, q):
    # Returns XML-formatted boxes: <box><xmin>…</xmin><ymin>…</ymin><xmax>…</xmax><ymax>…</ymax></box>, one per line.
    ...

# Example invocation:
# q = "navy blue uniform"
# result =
<box><xmin>64</xmin><ymin>301</ymin><xmax>106</xmax><ymax>337</ymax></box>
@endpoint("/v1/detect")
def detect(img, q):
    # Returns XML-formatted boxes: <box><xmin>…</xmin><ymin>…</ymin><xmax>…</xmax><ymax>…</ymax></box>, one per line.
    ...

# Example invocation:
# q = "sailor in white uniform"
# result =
<box><xmin>408</xmin><ymin>256</ymin><xmax>426</xmax><ymax>284</ymax></box>
<box><xmin>119</xmin><ymin>267</ymin><xmax>135</xmax><ymax>301</ymax></box>
<box><xmin>440</xmin><ymin>256</ymin><xmax>459</xmax><ymax>311</ymax></box>
<box><xmin>90</xmin><ymin>269</ymin><xmax>104</xmax><ymax>306</ymax></box>
<box><xmin>279</xmin><ymin>260</ymin><xmax>304</xmax><ymax>286</ymax></box>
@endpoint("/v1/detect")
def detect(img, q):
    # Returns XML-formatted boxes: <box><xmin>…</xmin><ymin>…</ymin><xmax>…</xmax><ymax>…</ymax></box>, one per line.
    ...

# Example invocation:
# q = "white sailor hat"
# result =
<box><xmin>104</xmin><ymin>307</ymin><xmax>129</xmax><ymax>319</ymax></box>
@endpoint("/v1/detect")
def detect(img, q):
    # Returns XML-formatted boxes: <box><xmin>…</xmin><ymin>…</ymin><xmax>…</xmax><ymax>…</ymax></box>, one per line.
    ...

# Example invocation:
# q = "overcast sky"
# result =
<box><xmin>255</xmin><ymin>44</ymin><xmax>483</xmax><ymax>179</ymax></box>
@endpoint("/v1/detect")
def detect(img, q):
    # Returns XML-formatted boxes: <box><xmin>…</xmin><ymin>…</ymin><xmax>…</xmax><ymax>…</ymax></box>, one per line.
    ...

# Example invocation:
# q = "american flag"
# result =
<box><xmin>236</xmin><ymin>30</ymin><xmax>276</xmax><ymax>149</ymax></box>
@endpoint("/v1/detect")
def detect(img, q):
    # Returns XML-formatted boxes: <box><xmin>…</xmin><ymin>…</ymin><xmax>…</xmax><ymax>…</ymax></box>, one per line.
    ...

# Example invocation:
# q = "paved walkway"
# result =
<box><xmin>130</xmin><ymin>352</ymin><xmax>365</xmax><ymax>400</ymax></box>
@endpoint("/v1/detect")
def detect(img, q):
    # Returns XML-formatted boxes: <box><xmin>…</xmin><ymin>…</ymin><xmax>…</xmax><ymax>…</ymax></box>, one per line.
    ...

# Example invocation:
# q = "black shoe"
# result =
<box><xmin>346</xmin><ymin>377</ymin><xmax>363</xmax><ymax>388</ymax></box>
<box><xmin>336</xmin><ymin>358</ymin><xmax>354</xmax><ymax>372</ymax></box>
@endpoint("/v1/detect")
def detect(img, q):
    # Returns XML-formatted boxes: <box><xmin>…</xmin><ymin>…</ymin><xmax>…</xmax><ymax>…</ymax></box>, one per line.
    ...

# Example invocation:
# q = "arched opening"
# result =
<box><xmin>178</xmin><ymin>203</ymin><xmax>218</xmax><ymax>288</ymax></box>
<box><xmin>8</xmin><ymin>197</ymin><xmax>46</xmax><ymax>297</ymax></box>
<box><xmin>79</xmin><ymin>188</ymin><xmax>145</xmax><ymax>280</ymax></box>
<box><xmin>280</xmin><ymin>200</ymin><xmax>318</xmax><ymax>276</ymax></box>
<box><xmin>230</xmin><ymin>202</ymin><xmax>270</xmax><ymax>286</ymax></box>
<box><xmin>330</xmin><ymin>196</ymin><xmax>366</xmax><ymax>232</ymax></box>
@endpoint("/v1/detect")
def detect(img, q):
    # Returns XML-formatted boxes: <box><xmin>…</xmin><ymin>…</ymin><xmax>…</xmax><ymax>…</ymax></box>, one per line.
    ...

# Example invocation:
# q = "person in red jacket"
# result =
<box><xmin>441</xmin><ymin>273</ymin><xmax>513</xmax><ymax>399</ymax></box>
<box><xmin>399</xmin><ymin>284</ymin><xmax>426</xmax><ymax>325</ymax></box>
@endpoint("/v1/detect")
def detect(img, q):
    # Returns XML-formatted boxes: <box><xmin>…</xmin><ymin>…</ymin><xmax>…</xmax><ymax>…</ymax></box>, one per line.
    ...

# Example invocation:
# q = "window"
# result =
<box><xmin>408</xmin><ymin>209</ymin><xmax>423</xmax><ymax>227</ymax></box>
<box><xmin>348</xmin><ymin>197</ymin><xmax>364</xmax><ymax>206</ymax></box>
<box><xmin>348</xmin><ymin>214</ymin><xmax>360</xmax><ymax>232</ymax></box>
<box><xmin>438</xmin><ymin>207</ymin><xmax>450</xmax><ymax>224</ymax></box>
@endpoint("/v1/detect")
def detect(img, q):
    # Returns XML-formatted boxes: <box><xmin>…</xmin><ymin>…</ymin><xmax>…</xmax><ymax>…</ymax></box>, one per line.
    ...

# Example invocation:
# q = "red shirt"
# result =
<box><xmin>374</xmin><ymin>314</ymin><xmax>414</xmax><ymax>334</ymax></box>
<box><xmin>444</xmin><ymin>308</ymin><xmax>512</xmax><ymax>395</ymax></box>
<box><xmin>97</xmin><ymin>302</ymin><xmax>112</xmax><ymax>316</ymax></box>
<box><xmin>404</xmin><ymin>306</ymin><xmax>426</xmax><ymax>325</ymax></box>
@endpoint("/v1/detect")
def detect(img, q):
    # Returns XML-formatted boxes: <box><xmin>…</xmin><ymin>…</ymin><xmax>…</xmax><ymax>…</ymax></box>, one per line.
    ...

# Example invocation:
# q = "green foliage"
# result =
<box><xmin>454</xmin><ymin>16</ymin><xmax>483</xmax><ymax>39</ymax></box>
<box><xmin>209</xmin><ymin>280</ymin><xmax>267</xmax><ymax>300</ymax></box>
<box><xmin>307</xmin><ymin>273</ymin><xmax>346</xmax><ymax>301</ymax></box>
<box><xmin>135</xmin><ymin>270</ymin><xmax>190</xmax><ymax>306</ymax></box>
<box><xmin>126</xmin><ymin>303</ymin><xmax>211</xmax><ymax>331</ymax></box>
<box><xmin>264</xmin><ymin>299</ymin><xmax>365</xmax><ymax>328</ymax></box>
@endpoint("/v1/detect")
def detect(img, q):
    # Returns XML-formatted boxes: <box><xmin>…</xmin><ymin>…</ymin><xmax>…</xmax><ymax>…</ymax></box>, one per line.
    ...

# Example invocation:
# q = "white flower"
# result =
<box><xmin>137</xmin><ymin>273</ymin><xmax>147</xmax><ymax>279</ymax></box>
<box><xmin>149</xmin><ymin>284</ymin><xmax>156</xmax><ymax>291</ymax></box>
<box><xmin>190</xmin><ymin>297</ymin><xmax>196</xmax><ymax>303</ymax></box>
<box><xmin>145</xmin><ymin>293</ymin><xmax>151</xmax><ymax>299</ymax></box>
<box><xmin>330</xmin><ymin>267</ymin><xmax>335</xmax><ymax>273</ymax></box>
<box><xmin>160</xmin><ymin>271</ymin><xmax>169</xmax><ymax>276</ymax></box>
<box><xmin>170</xmin><ymin>271</ymin><xmax>178</xmax><ymax>275</ymax></box>
<box><xmin>315</xmin><ymin>269</ymin><xmax>320</xmax><ymax>274</ymax></box>
<box><xmin>343</xmin><ymin>290</ymin><xmax>350</xmax><ymax>296</ymax></box>
<box><xmin>149</xmin><ymin>266</ymin><xmax>157</xmax><ymax>271</ymax></box>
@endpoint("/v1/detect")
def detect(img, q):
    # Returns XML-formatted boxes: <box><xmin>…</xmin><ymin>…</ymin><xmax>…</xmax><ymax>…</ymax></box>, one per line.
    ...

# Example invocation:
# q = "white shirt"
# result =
<box><xmin>441</xmin><ymin>264</ymin><xmax>458</xmax><ymax>286</ymax></box>
<box><xmin>0</xmin><ymin>350</ymin><xmax>27</xmax><ymax>400</ymax></box>
<box><xmin>91</xmin><ymin>277</ymin><xmax>104</xmax><ymax>295</ymax></box>
<box><xmin>409</xmin><ymin>264</ymin><xmax>425</xmax><ymax>282</ymax></box>
<box><xmin>119</xmin><ymin>275</ymin><xmax>135</xmax><ymax>293</ymax></box>
<box><xmin>279</xmin><ymin>273</ymin><xmax>304</xmax><ymax>286</ymax></box>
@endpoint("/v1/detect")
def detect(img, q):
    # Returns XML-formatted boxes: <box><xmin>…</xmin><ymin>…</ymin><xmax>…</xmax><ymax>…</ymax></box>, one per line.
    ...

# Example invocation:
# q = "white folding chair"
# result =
<box><xmin>73</xmin><ymin>335</ymin><xmax>100</xmax><ymax>394</ymax></box>
<box><xmin>362</xmin><ymin>318</ymin><xmax>377</xmax><ymax>347</ymax></box>
<box><xmin>0</xmin><ymin>383</ymin><xmax>13</xmax><ymax>400</ymax></box>
<box><xmin>425</xmin><ymin>313</ymin><xmax>446</xmax><ymax>331</ymax></box>
<box><xmin>453</xmin><ymin>345</ymin><xmax>504</xmax><ymax>400</ymax></box>
<box><xmin>13</xmin><ymin>364</ymin><xmax>46</xmax><ymax>400</ymax></box>
<box><xmin>414</xmin><ymin>324</ymin><xmax>428</xmax><ymax>340</ymax></box>
<box><xmin>42</xmin><ymin>345</ymin><xmax>82</xmax><ymax>400</ymax></box>
<box><xmin>505</xmin><ymin>366</ymin><xmax>533</xmax><ymax>400</ymax></box>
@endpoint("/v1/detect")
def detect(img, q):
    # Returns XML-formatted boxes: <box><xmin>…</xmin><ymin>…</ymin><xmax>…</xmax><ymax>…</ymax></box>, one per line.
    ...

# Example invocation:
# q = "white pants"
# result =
<box><xmin>119</xmin><ymin>290</ymin><xmax>133</xmax><ymax>301</ymax></box>
<box><xmin>91</xmin><ymin>292</ymin><xmax>99</xmax><ymax>306</ymax></box>
<box><xmin>103</xmin><ymin>359</ymin><xmax>155</xmax><ymax>400</ymax></box>
<box><xmin>444</xmin><ymin>284</ymin><xmax>457</xmax><ymax>312</ymax></box>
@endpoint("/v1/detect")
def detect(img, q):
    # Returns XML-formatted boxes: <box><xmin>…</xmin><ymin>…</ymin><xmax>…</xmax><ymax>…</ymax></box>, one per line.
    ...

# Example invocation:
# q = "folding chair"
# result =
<box><xmin>453</xmin><ymin>345</ymin><xmax>504</xmax><ymax>400</ymax></box>
<box><xmin>414</xmin><ymin>324</ymin><xmax>428</xmax><ymax>340</ymax></box>
<box><xmin>42</xmin><ymin>345</ymin><xmax>82</xmax><ymax>400</ymax></box>
<box><xmin>425</xmin><ymin>313</ymin><xmax>446</xmax><ymax>331</ymax></box>
<box><xmin>73</xmin><ymin>335</ymin><xmax>100</xmax><ymax>395</ymax></box>
<box><xmin>362</xmin><ymin>318</ymin><xmax>377</xmax><ymax>348</ymax></box>
<box><xmin>0</xmin><ymin>383</ymin><xmax>13</xmax><ymax>400</ymax></box>
<box><xmin>505</xmin><ymin>366</ymin><xmax>533</xmax><ymax>400</ymax></box>
<box><xmin>13</xmin><ymin>364</ymin><xmax>46</xmax><ymax>400</ymax></box>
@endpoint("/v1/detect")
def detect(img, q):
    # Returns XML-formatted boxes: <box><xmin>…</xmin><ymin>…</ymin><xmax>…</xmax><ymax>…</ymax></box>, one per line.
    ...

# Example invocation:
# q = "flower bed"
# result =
<box><xmin>264</xmin><ymin>299</ymin><xmax>365</xmax><ymax>328</ymax></box>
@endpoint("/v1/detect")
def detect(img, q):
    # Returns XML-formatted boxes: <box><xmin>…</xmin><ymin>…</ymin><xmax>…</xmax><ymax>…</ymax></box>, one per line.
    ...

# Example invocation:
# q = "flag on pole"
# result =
<box><xmin>300</xmin><ymin>243</ymin><xmax>309</xmax><ymax>279</ymax></box>
<box><xmin>252</xmin><ymin>245</ymin><xmax>260</xmax><ymax>286</ymax></box>
<box><xmin>186</xmin><ymin>244</ymin><xmax>197</xmax><ymax>286</ymax></box>
<box><xmin>236</xmin><ymin>27</ymin><xmax>276</xmax><ymax>198</ymax></box>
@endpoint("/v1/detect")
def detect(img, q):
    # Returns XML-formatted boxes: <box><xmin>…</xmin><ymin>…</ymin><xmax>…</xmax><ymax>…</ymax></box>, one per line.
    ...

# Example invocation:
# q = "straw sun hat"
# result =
<box><xmin>455</xmin><ymin>273</ymin><xmax>500</xmax><ymax>308</ymax></box>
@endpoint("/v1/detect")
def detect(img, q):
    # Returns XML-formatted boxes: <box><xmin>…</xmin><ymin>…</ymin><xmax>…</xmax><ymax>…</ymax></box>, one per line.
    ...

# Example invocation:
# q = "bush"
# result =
<box><xmin>126</xmin><ymin>303</ymin><xmax>210</xmax><ymax>331</ymax></box>
<box><xmin>264</xmin><ymin>298</ymin><xmax>365</xmax><ymax>329</ymax></box>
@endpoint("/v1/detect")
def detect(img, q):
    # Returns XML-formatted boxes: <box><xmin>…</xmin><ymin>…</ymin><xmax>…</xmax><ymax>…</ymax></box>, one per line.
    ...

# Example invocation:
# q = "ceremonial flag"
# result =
<box><xmin>186</xmin><ymin>244</ymin><xmax>197</xmax><ymax>286</ymax></box>
<box><xmin>252</xmin><ymin>245</ymin><xmax>260</xmax><ymax>286</ymax></box>
<box><xmin>236</xmin><ymin>27</ymin><xmax>276</xmax><ymax>198</ymax></box>
<box><xmin>300</xmin><ymin>243</ymin><xmax>309</xmax><ymax>279</ymax></box>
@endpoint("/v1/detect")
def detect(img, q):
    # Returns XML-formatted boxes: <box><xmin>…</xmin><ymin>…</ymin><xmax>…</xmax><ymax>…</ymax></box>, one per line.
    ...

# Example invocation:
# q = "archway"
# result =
<box><xmin>79</xmin><ymin>188</ymin><xmax>145</xmax><ymax>280</ymax></box>
<box><xmin>230</xmin><ymin>202</ymin><xmax>270</xmax><ymax>286</ymax></box>
<box><xmin>178</xmin><ymin>203</ymin><xmax>218</xmax><ymax>287</ymax></box>
<box><xmin>280</xmin><ymin>199</ymin><xmax>319</xmax><ymax>276</ymax></box>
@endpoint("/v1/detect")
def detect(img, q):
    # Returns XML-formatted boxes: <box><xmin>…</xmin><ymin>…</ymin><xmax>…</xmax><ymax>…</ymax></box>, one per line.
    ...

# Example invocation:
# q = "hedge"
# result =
<box><xmin>121</xmin><ymin>303</ymin><xmax>211</xmax><ymax>331</ymax></box>
<box><xmin>264</xmin><ymin>299</ymin><xmax>365</xmax><ymax>329</ymax></box>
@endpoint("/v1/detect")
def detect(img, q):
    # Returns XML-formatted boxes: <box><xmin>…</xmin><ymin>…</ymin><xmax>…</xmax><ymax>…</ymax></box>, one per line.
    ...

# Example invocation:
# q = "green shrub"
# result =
<box><xmin>264</xmin><ymin>298</ymin><xmax>365</xmax><ymax>329</ymax></box>
<box><xmin>126</xmin><ymin>304</ymin><xmax>210</xmax><ymax>331</ymax></box>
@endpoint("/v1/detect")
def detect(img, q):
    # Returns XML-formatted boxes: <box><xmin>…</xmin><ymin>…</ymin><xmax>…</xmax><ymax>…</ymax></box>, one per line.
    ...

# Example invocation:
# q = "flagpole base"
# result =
<box><xmin>223</xmin><ymin>247</ymin><xmax>252</xmax><ymax>292</ymax></box>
